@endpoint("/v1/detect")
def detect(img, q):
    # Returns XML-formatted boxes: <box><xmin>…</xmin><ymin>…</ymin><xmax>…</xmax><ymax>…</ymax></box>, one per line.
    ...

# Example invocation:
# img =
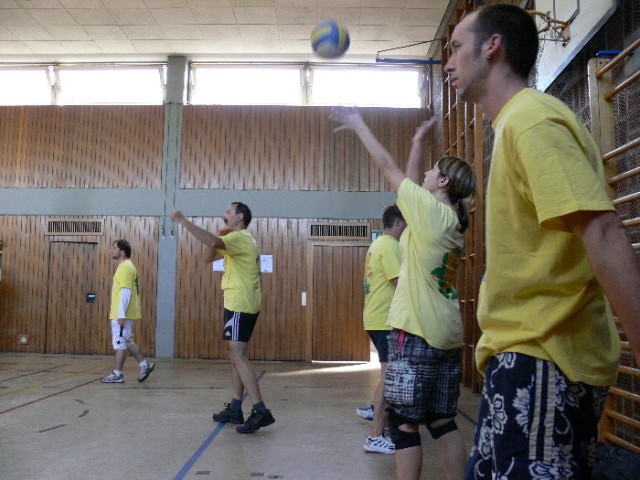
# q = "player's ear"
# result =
<box><xmin>485</xmin><ymin>33</ymin><xmax>502</xmax><ymax>59</ymax></box>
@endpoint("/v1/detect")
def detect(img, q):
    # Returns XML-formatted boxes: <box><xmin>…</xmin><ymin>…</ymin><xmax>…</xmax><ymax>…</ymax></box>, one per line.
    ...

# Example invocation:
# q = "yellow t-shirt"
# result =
<box><xmin>363</xmin><ymin>234</ymin><xmax>401</xmax><ymax>331</ymax></box>
<box><xmin>218</xmin><ymin>229</ymin><xmax>262</xmax><ymax>314</ymax></box>
<box><xmin>476</xmin><ymin>87</ymin><xmax>620</xmax><ymax>386</ymax></box>
<box><xmin>109</xmin><ymin>259</ymin><xmax>141</xmax><ymax>320</ymax></box>
<box><xmin>388</xmin><ymin>179</ymin><xmax>465</xmax><ymax>350</ymax></box>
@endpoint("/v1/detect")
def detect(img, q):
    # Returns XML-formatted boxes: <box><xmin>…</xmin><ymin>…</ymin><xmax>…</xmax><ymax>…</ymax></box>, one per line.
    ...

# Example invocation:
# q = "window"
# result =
<box><xmin>310</xmin><ymin>66</ymin><xmax>423</xmax><ymax>108</ymax></box>
<box><xmin>0</xmin><ymin>68</ymin><xmax>51</xmax><ymax>105</ymax></box>
<box><xmin>190</xmin><ymin>65</ymin><xmax>303</xmax><ymax>105</ymax></box>
<box><xmin>0</xmin><ymin>62</ymin><xmax>425</xmax><ymax>108</ymax></box>
<box><xmin>56</xmin><ymin>67</ymin><xmax>165</xmax><ymax>105</ymax></box>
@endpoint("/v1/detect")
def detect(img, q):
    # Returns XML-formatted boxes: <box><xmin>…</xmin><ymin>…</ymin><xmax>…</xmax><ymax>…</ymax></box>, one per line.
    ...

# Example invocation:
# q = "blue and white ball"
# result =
<box><xmin>311</xmin><ymin>20</ymin><xmax>350</xmax><ymax>59</ymax></box>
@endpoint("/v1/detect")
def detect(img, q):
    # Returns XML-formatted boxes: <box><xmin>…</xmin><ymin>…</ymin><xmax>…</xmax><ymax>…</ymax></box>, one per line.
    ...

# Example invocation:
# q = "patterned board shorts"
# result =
<box><xmin>465</xmin><ymin>352</ymin><xmax>609</xmax><ymax>480</ymax></box>
<box><xmin>384</xmin><ymin>329</ymin><xmax>462</xmax><ymax>423</ymax></box>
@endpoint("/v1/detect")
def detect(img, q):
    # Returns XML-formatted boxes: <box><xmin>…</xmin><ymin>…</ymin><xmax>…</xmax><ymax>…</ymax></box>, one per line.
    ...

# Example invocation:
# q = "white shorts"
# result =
<box><xmin>110</xmin><ymin>319</ymin><xmax>134</xmax><ymax>350</ymax></box>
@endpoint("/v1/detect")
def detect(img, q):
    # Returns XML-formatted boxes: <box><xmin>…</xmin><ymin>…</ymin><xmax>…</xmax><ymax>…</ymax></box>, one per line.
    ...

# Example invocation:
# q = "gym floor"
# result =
<box><xmin>0</xmin><ymin>353</ymin><xmax>481</xmax><ymax>480</ymax></box>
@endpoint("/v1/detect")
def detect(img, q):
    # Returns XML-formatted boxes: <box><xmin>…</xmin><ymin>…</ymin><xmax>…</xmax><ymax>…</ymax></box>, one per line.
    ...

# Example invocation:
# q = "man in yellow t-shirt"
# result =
<box><xmin>358</xmin><ymin>204</ymin><xmax>406</xmax><ymax>455</ymax></box>
<box><xmin>102</xmin><ymin>239</ymin><xmax>155</xmax><ymax>384</ymax></box>
<box><xmin>171</xmin><ymin>202</ymin><xmax>274</xmax><ymax>434</ymax></box>
<box><xmin>445</xmin><ymin>4</ymin><xmax>640</xmax><ymax>478</ymax></box>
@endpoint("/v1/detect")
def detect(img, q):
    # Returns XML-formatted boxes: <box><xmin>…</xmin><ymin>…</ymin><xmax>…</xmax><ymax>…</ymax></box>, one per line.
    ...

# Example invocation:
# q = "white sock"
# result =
<box><xmin>114</xmin><ymin>370</ymin><xmax>123</xmax><ymax>376</ymax></box>
<box><xmin>140</xmin><ymin>360</ymin><xmax>148</xmax><ymax>368</ymax></box>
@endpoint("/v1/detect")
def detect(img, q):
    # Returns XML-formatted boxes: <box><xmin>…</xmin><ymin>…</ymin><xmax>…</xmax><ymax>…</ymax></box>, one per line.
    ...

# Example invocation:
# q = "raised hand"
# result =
<box><xmin>170</xmin><ymin>210</ymin><xmax>185</xmax><ymax>223</ymax></box>
<box><xmin>412</xmin><ymin>117</ymin><xmax>436</xmax><ymax>143</ymax></box>
<box><xmin>328</xmin><ymin>106</ymin><xmax>365</xmax><ymax>133</ymax></box>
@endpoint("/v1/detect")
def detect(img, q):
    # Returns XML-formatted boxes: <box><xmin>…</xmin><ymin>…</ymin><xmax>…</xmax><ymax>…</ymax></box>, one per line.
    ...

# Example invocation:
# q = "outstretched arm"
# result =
<box><xmin>170</xmin><ymin>210</ymin><xmax>226</xmax><ymax>261</ymax></box>
<box><xmin>329</xmin><ymin>107</ymin><xmax>405</xmax><ymax>191</ymax></box>
<box><xmin>407</xmin><ymin>118</ymin><xmax>436</xmax><ymax>184</ymax></box>
<box><xmin>565</xmin><ymin>209</ymin><xmax>640</xmax><ymax>366</ymax></box>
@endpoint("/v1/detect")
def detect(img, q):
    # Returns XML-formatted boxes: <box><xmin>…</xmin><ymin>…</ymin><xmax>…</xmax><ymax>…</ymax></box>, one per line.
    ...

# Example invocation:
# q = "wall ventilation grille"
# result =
<box><xmin>309</xmin><ymin>222</ymin><xmax>370</xmax><ymax>240</ymax></box>
<box><xmin>45</xmin><ymin>218</ymin><xmax>104</xmax><ymax>236</ymax></box>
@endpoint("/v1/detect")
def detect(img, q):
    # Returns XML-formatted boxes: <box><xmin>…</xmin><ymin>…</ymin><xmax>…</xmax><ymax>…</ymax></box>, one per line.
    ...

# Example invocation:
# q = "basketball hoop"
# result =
<box><xmin>528</xmin><ymin>10</ymin><xmax>571</xmax><ymax>46</ymax></box>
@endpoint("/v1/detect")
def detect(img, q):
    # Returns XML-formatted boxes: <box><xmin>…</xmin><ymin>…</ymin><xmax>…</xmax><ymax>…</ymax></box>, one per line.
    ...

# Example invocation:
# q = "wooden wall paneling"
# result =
<box><xmin>0</xmin><ymin>215</ymin><xmax>157</xmax><ymax>356</ymax></box>
<box><xmin>348</xmin><ymin>244</ymin><xmax>369</xmax><ymax>361</ymax></box>
<box><xmin>0</xmin><ymin>217</ymin><xmax>48</xmax><ymax>352</ymax></box>
<box><xmin>181</xmin><ymin>105</ymin><xmax>427</xmax><ymax>192</ymax></box>
<box><xmin>0</xmin><ymin>106</ymin><xmax>163</xmax><ymax>188</ymax></box>
<box><xmin>330</xmin><ymin>245</ymin><xmax>342</xmax><ymax>358</ymax></box>
<box><xmin>257</xmin><ymin>218</ymin><xmax>271</xmax><ymax>359</ymax></box>
<box><xmin>260</xmin><ymin>217</ymin><xmax>278</xmax><ymax>360</ymax></box>
<box><xmin>175</xmin><ymin>217</ymin><xmax>226</xmax><ymax>359</ymax></box>
<box><xmin>283</xmin><ymin>218</ymin><xmax>307</xmax><ymax>361</ymax></box>
<box><xmin>242</xmin><ymin>108</ymin><xmax>254</xmax><ymax>189</ymax></box>
<box><xmin>307</xmin><ymin>108</ymin><xmax>321</xmax><ymax>191</ymax></box>
<box><xmin>307</xmin><ymin>241</ymin><xmax>369</xmax><ymax>362</ymax></box>
<box><xmin>311</xmin><ymin>244</ymin><xmax>329</xmax><ymax>360</ymax></box>
<box><xmin>46</xmin><ymin>241</ymin><xmax>99</xmax><ymax>354</ymax></box>
<box><xmin>266</xmin><ymin>109</ymin><xmax>279</xmax><ymax>190</ymax></box>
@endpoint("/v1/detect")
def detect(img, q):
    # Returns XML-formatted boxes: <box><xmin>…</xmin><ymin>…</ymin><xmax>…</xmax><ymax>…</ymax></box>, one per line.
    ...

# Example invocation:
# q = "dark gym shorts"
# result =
<box><xmin>367</xmin><ymin>330</ymin><xmax>390</xmax><ymax>363</ymax></box>
<box><xmin>223</xmin><ymin>309</ymin><xmax>259</xmax><ymax>343</ymax></box>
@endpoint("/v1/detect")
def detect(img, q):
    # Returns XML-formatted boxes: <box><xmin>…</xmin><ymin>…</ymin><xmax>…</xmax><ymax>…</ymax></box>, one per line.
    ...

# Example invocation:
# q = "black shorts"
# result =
<box><xmin>223</xmin><ymin>309</ymin><xmax>259</xmax><ymax>343</ymax></box>
<box><xmin>367</xmin><ymin>330</ymin><xmax>390</xmax><ymax>363</ymax></box>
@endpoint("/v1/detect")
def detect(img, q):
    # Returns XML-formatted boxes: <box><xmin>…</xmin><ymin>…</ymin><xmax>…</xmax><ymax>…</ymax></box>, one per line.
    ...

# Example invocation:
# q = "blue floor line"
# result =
<box><xmin>173</xmin><ymin>422</ymin><xmax>226</xmax><ymax>480</ymax></box>
<box><xmin>173</xmin><ymin>370</ymin><xmax>266</xmax><ymax>480</ymax></box>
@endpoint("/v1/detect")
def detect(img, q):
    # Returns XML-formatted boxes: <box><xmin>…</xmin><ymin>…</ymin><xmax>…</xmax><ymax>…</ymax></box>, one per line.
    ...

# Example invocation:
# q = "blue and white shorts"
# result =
<box><xmin>465</xmin><ymin>352</ymin><xmax>609</xmax><ymax>479</ymax></box>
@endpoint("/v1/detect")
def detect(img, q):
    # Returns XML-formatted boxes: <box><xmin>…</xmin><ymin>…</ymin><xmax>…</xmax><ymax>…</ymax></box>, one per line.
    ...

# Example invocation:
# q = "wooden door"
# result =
<box><xmin>308</xmin><ymin>242</ymin><xmax>370</xmax><ymax>361</ymax></box>
<box><xmin>46</xmin><ymin>242</ymin><xmax>99</xmax><ymax>354</ymax></box>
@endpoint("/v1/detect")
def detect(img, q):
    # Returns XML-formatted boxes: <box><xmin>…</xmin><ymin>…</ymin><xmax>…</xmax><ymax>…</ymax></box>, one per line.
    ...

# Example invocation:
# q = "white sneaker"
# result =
<box><xmin>102</xmin><ymin>371</ymin><xmax>124</xmax><ymax>383</ymax></box>
<box><xmin>364</xmin><ymin>434</ymin><xmax>395</xmax><ymax>454</ymax></box>
<box><xmin>356</xmin><ymin>403</ymin><xmax>374</xmax><ymax>421</ymax></box>
<box><xmin>138</xmin><ymin>362</ymin><xmax>155</xmax><ymax>382</ymax></box>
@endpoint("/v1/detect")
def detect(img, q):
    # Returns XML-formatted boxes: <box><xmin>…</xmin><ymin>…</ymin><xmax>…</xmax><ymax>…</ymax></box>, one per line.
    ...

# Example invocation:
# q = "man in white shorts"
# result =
<box><xmin>102</xmin><ymin>239</ymin><xmax>155</xmax><ymax>384</ymax></box>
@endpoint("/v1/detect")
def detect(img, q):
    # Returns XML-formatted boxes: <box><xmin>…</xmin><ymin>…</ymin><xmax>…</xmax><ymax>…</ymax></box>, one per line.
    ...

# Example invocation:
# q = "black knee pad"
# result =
<box><xmin>388</xmin><ymin>410</ymin><xmax>421</xmax><ymax>450</ymax></box>
<box><xmin>389</xmin><ymin>425</ymin><xmax>421</xmax><ymax>450</ymax></box>
<box><xmin>426</xmin><ymin>419</ymin><xmax>458</xmax><ymax>440</ymax></box>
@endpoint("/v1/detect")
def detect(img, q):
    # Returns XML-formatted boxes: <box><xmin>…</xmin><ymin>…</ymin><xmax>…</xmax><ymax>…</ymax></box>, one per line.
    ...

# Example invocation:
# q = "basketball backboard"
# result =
<box><xmin>534</xmin><ymin>0</ymin><xmax>617</xmax><ymax>91</ymax></box>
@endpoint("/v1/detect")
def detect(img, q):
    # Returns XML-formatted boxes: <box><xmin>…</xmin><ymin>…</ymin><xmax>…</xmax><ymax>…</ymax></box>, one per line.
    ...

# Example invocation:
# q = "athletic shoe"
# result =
<box><xmin>364</xmin><ymin>434</ymin><xmax>395</xmax><ymax>454</ymax></box>
<box><xmin>356</xmin><ymin>403</ymin><xmax>374</xmax><ymax>421</ymax></box>
<box><xmin>236</xmin><ymin>408</ymin><xmax>275</xmax><ymax>433</ymax></box>
<box><xmin>212</xmin><ymin>403</ymin><xmax>244</xmax><ymax>424</ymax></box>
<box><xmin>101</xmin><ymin>372</ymin><xmax>124</xmax><ymax>383</ymax></box>
<box><xmin>138</xmin><ymin>362</ymin><xmax>155</xmax><ymax>382</ymax></box>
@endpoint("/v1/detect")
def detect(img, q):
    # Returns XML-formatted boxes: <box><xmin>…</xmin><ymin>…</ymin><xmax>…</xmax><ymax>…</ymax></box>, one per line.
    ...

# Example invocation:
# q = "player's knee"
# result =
<box><xmin>426</xmin><ymin>419</ymin><xmax>458</xmax><ymax>440</ymax></box>
<box><xmin>389</xmin><ymin>425</ymin><xmax>421</xmax><ymax>450</ymax></box>
<box><xmin>388</xmin><ymin>410</ymin><xmax>421</xmax><ymax>450</ymax></box>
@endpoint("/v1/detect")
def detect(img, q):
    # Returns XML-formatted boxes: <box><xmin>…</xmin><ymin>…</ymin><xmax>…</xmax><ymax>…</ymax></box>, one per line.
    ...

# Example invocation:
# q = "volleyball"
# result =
<box><xmin>311</xmin><ymin>19</ymin><xmax>350</xmax><ymax>59</ymax></box>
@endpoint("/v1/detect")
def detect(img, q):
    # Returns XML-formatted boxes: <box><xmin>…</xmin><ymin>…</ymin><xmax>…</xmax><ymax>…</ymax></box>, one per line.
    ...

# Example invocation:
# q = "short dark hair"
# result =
<box><xmin>382</xmin><ymin>204</ymin><xmax>404</xmax><ymax>229</ymax></box>
<box><xmin>233</xmin><ymin>202</ymin><xmax>252</xmax><ymax>227</ymax></box>
<box><xmin>113</xmin><ymin>239</ymin><xmax>132</xmax><ymax>258</ymax></box>
<box><xmin>473</xmin><ymin>3</ymin><xmax>539</xmax><ymax>79</ymax></box>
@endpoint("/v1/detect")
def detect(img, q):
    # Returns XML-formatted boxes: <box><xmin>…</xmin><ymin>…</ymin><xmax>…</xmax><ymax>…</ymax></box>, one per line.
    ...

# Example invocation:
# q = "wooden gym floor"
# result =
<box><xmin>0</xmin><ymin>353</ymin><xmax>481</xmax><ymax>480</ymax></box>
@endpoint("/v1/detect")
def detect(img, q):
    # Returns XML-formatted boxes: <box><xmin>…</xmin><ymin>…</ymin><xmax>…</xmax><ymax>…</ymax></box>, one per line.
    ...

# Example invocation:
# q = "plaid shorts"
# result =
<box><xmin>465</xmin><ymin>352</ymin><xmax>609</xmax><ymax>480</ymax></box>
<box><xmin>384</xmin><ymin>329</ymin><xmax>461</xmax><ymax>423</ymax></box>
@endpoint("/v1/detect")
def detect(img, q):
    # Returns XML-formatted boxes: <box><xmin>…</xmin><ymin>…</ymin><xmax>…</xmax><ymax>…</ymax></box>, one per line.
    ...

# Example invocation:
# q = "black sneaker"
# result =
<box><xmin>212</xmin><ymin>403</ymin><xmax>244</xmax><ymax>424</ymax></box>
<box><xmin>236</xmin><ymin>408</ymin><xmax>275</xmax><ymax>434</ymax></box>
